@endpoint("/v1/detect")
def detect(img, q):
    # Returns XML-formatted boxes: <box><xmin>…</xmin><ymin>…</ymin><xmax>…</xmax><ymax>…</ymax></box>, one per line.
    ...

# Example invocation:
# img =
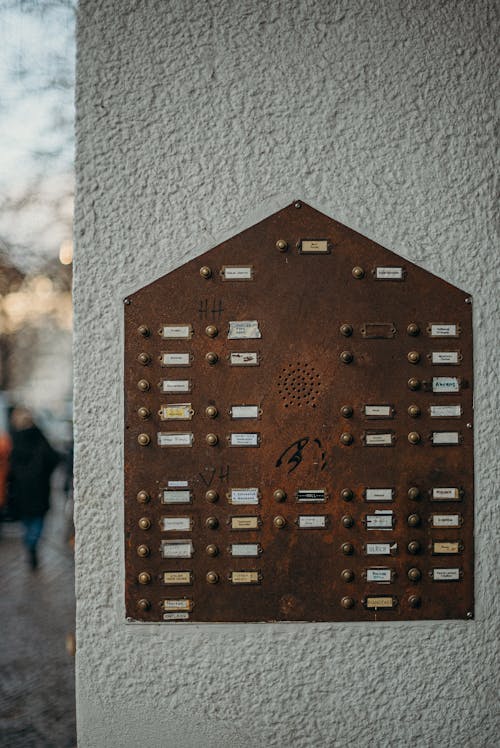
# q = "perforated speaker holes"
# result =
<box><xmin>277</xmin><ymin>362</ymin><xmax>321</xmax><ymax>408</ymax></box>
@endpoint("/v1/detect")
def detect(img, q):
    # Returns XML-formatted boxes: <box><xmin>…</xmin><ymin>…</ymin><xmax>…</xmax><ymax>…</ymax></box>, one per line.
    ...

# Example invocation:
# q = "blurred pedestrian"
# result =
<box><xmin>7</xmin><ymin>406</ymin><xmax>59</xmax><ymax>569</ymax></box>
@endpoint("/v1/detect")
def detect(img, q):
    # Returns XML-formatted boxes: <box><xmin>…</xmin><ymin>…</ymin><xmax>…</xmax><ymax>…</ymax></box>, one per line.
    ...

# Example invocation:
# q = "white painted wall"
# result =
<box><xmin>74</xmin><ymin>2</ymin><xmax>499</xmax><ymax>746</ymax></box>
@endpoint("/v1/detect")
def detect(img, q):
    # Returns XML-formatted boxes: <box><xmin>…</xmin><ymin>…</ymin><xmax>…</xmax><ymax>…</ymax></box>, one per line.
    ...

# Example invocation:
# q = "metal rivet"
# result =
<box><xmin>205</xmin><ymin>516</ymin><xmax>219</xmax><ymax>530</ymax></box>
<box><xmin>407</xmin><ymin>378</ymin><xmax>420</xmax><ymax>391</ymax></box>
<box><xmin>407</xmin><ymin>404</ymin><xmax>420</xmax><ymax>418</ymax></box>
<box><xmin>206</xmin><ymin>571</ymin><xmax>219</xmax><ymax>584</ymax></box>
<box><xmin>136</xmin><ymin>490</ymin><xmax>150</xmax><ymax>504</ymax></box>
<box><xmin>466</xmin><ymin>422</ymin><xmax>472</xmax><ymax>429</ymax></box>
<box><xmin>124</xmin><ymin>298</ymin><xmax>131</xmax><ymax>305</ymax></box>
<box><xmin>137</xmin><ymin>407</ymin><xmax>150</xmax><ymax>420</ymax></box>
<box><xmin>341</xmin><ymin>488</ymin><xmax>354</xmax><ymax>501</ymax></box>
<box><xmin>341</xmin><ymin>596</ymin><xmax>355</xmax><ymax>609</ymax></box>
<box><xmin>340</xmin><ymin>323</ymin><xmax>353</xmax><ymax>337</ymax></box>
<box><xmin>200</xmin><ymin>266</ymin><xmax>212</xmax><ymax>279</ymax></box>
<box><xmin>205</xmin><ymin>325</ymin><xmax>218</xmax><ymax>338</ymax></box>
<box><xmin>340</xmin><ymin>351</ymin><xmax>353</xmax><ymax>364</ymax></box>
<box><xmin>137</xmin><ymin>379</ymin><xmax>150</xmax><ymax>392</ymax></box>
<box><xmin>137</xmin><ymin>571</ymin><xmax>151</xmax><ymax>585</ymax></box>
<box><xmin>273</xmin><ymin>489</ymin><xmax>286</xmax><ymax>502</ymax></box>
<box><xmin>137</xmin><ymin>325</ymin><xmax>150</xmax><ymax>337</ymax></box>
<box><xmin>137</xmin><ymin>433</ymin><xmax>151</xmax><ymax>446</ymax></box>
<box><xmin>407</xmin><ymin>486</ymin><xmax>420</xmax><ymax>501</ymax></box>
<box><xmin>407</xmin><ymin>540</ymin><xmax>421</xmax><ymax>555</ymax></box>
<box><xmin>341</xmin><ymin>569</ymin><xmax>354</xmax><ymax>583</ymax></box>
<box><xmin>276</xmin><ymin>239</ymin><xmax>288</xmax><ymax>252</ymax></box>
<box><xmin>205</xmin><ymin>489</ymin><xmax>219</xmax><ymax>503</ymax></box>
<box><xmin>340</xmin><ymin>432</ymin><xmax>353</xmax><ymax>445</ymax></box>
<box><xmin>407</xmin><ymin>323</ymin><xmax>420</xmax><ymax>336</ymax></box>
<box><xmin>136</xmin><ymin>544</ymin><xmax>150</xmax><ymax>558</ymax></box>
<box><xmin>407</xmin><ymin>351</ymin><xmax>420</xmax><ymax>364</ymax></box>
<box><xmin>465</xmin><ymin>297</ymin><xmax>472</xmax><ymax>304</ymax></box>
<box><xmin>466</xmin><ymin>611</ymin><xmax>473</xmax><ymax>619</ymax></box>
<box><xmin>341</xmin><ymin>542</ymin><xmax>354</xmax><ymax>555</ymax></box>
<box><xmin>294</xmin><ymin>201</ymin><xmax>302</xmax><ymax>208</ymax></box>
<box><xmin>407</xmin><ymin>513</ymin><xmax>421</xmax><ymax>527</ymax></box>
<box><xmin>273</xmin><ymin>515</ymin><xmax>286</xmax><ymax>528</ymax></box>
<box><xmin>138</xmin><ymin>517</ymin><xmax>151</xmax><ymax>530</ymax></box>
<box><xmin>206</xmin><ymin>433</ymin><xmax>218</xmax><ymax>446</ymax></box>
<box><xmin>340</xmin><ymin>406</ymin><xmax>353</xmax><ymax>418</ymax></box>
<box><xmin>205</xmin><ymin>405</ymin><xmax>218</xmax><ymax>419</ymax></box>
<box><xmin>408</xmin><ymin>431</ymin><xmax>421</xmax><ymax>445</ymax></box>
<box><xmin>342</xmin><ymin>514</ymin><xmax>354</xmax><ymax>528</ymax></box>
<box><xmin>352</xmin><ymin>266</ymin><xmax>364</xmax><ymax>279</ymax></box>
<box><xmin>408</xmin><ymin>595</ymin><xmax>421</xmax><ymax>609</ymax></box>
<box><xmin>206</xmin><ymin>544</ymin><xmax>218</xmax><ymax>557</ymax></box>
<box><xmin>205</xmin><ymin>352</ymin><xmax>218</xmax><ymax>365</ymax></box>
<box><xmin>408</xmin><ymin>567</ymin><xmax>421</xmax><ymax>582</ymax></box>
<box><xmin>137</xmin><ymin>598</ymin><xmax>151</xmax><ymax>611</ymax></box>
<box><xmin>137</xmin><ymin>352</ymin><xmax>151</xmax><ymax>365</ymax></box>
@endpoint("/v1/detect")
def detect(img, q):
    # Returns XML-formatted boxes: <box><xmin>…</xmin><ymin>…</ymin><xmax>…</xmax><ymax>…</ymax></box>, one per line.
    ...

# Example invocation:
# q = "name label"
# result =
<box><xmin>230</xmin><ymin>543</ymin><xmax>260</xmax><ymax>557</ymax></box>
<box><xmin>299</xmin><ymin>239</ymin><xmax>330</xmax><ymax>254</ymax></box>
<box><xmin>432</xmin><ymin>541</ymin><xmax>461</xmax><ymax>555</ymax></box>
<box><xmin>163</xmin><ymin>571</ymin><xmax>192</xmax><ymax>585</ymax></box>
<box><xmin>229</xmin><ymin>488</ymin><xmax>260</xmax><ymax>505</ymax></box>
<box><xmin>162</xmin><ymin>599</ymin><xmax>193</xmax><ymax>611</ymax></box>
<box><xmin>431</xmin><ymin>514</ymin><xmax>462</xmax><ymax>528</ymax></box>
<box><xmin>366</xmin><ymin>511</ymin><xmax>394</xmax><ymax>530</ymax></box>
<box><xmin>228</xmin><ymin>320</ymin><xmax>261</xmax><ymax>339</ymax></box>
<box><xmin>365</xmin><ymin>543</ymin><xmax>397</xmax><ymax>556</ymax></box>
<box><xmin>429</xmin><ymin>324</ymin><xmax>459</xmax><ymax>337</ymax></box>
<box><xmin>365</xmin><ymin>488</ymin><xmax>394</xmax><ymax>502</ymax></box>
<box><xmin>298</xmin><ymin>515</ymin><xmax>327</xmax><ymax>529</ymax></box>
<box><xmin>221</xmin><ymin>266</ymin><xmax>253</xmax><ymax>280</ymax></box>
<box><xmin>162</xmin><ymin>612</ymin><xmax>189</xmax><ymax>620</ymax></box>
<box><xmin>431</xmin><ymin>351</ymin><xmax>460</xmax><ymax>365</ymax></box>
<box><xmin>430</xmin><ymin>405</ymin><xmax>462</xmax><ymax>418</ymax></box>
<box><xmin>432</xmin><ymin>377</ymin><xmax>460</xmax><ymax>393</ymax></box>
<box><xmin>432</xmin><ymin>487</ymin><xmax>461</xmax><ymax>501</ymax></box>
<box><xmin>432</xmin><ymin>568</ymin><xmax>461</xmax><ymax>581</ymax></box>
<box><xmin>161</xmin><ymin>379</ymin><xmax>191</xmax><ymax>393</ymax></box>
<box><xmin>229</xmin><ymin>571</ymin><xmax>261</xmax><ymax>584</ymax></box>
<box><xmin>161</xmin><ymin>325</ymin><xmax>193</xmax><ymax>339</ymax></box>
<box><xmin>161</xmin><ymin>352</ymin><xmax>191</xmax><ymax>366</ymax></box>
<box><xmin>432</xmin><ymin>431</ymin><xmax>460</xmax><ymax>445</ymax></box>
<box><xmin>230</xmin><ymin>405</ymin><xmax>260</xmax><ymax>419</ymax></box>
<box><xmin>366</xmin><ymin>568</ymin><xmax>393</xmax><ymax>583</ymax></box>
<box><xmin>159</xmin><ymin>403</ymin><xmax>193</xmax><ymax>421</ymax></box>
<box><xmin>364</xmin><ymin>432</ymin><xmax>394</xmax><ymax>446</ymax></box>
<box><xmin>161</xmin><ymin>517</ymin><xmax>191</xmax><ymax>532</ymax></box>
<box><xmin>375</xmin><ymin>267</ymin><xmax>404</xmax><ymax>280</ymax></box>
<box><xmin>230</xmin><ymin>433</ymin><xmax>259</xmax><ymax>447</ymax></box>
<box><xmin>157</xmin><ymin>432</ymin><xmax>193</xmax><ymax>447</ymax></box>
<box><xmin>162</xmin><ymin>489</ymin><xmax>191</xmax><ymax>504</ymax></box>
<box><xmin>230</xmin><ymin>352</ymin><xmax>259</xmax><ymax>366</ymax></box>
<box><xmin>161</xmin><ymin>540</ymin><xmax>193</xmax><ymax>558</ymax></box>
<box><xmin>365</xmin><ymin>596</ymin><xmax>396</xmax><ymax>609</ymax></box>
<box><xmin>297</xmin><ymin>489</ymin><xmax>326</xmax><ymax>503</ymax></box>
<box><xmin>230</xmin><ymin>516</ymin><xmax>260</xmax><ymax>530</ymax></box>
<box><xmin>364</xmin><ymin>405</ymin><xmax>393</xmax><ymax>418</ymax></box>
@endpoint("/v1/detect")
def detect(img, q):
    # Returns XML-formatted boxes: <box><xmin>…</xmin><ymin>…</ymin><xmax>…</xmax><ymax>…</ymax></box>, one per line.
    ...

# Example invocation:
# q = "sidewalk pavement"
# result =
<box><xmin>0</xmin><ymin>480</ymin><xmax>76</xmax><ymax>747</ymax></box>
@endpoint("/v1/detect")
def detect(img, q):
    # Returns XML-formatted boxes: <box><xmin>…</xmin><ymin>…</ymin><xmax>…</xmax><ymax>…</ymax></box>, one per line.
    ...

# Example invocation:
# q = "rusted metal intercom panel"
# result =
<box><xmin>124</xmin><ymin>200</ymin><xmax>474</xmax><ymax>622</ymax></box>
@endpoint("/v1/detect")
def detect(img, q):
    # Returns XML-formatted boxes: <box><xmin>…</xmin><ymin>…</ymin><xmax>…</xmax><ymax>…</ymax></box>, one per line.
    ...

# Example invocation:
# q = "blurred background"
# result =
<box><xmin>0</xmin><ymin>1</ymin><xmax>76</xmax><ymax>745</ymax></box>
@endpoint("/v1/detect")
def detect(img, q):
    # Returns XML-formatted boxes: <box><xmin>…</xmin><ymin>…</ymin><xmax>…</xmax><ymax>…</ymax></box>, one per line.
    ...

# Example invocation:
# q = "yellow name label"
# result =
<box><xmin>231</xmin><ymin>516</ymin><xmax>259</xmax><ymax>530</ymax></box>
<box><xmin>230</xmin><ymin>571</ymin><xmax>260</xmax><ymax>584</ymax></box>
<box><xmin>163</xmin><ymin>571</ymin><xmax>192</xmax><ymax>585</ymax></box>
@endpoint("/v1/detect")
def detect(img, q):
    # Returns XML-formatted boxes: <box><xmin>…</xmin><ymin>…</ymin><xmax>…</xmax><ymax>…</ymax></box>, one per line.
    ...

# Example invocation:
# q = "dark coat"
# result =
<box><xmin>7</xmin><ymin>426</ymin><xmax>59</xmax><ymax>519</ymax></box>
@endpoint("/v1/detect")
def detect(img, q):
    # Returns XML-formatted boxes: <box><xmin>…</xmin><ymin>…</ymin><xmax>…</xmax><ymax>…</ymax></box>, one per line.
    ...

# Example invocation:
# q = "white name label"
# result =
<box><xmin>162</xmin><ymin>489</ymin><xmax>191</xmax><ymax>504</ymax></box>
<box><xmin>230</xmin><ymin>352</ymin><xmax>259</xmax><ymax>366</ymax></box>
<box><xmin>162</xmin><ymin>352</ymin><xmax>191</xmax><ymax>366</ymax></box>
<box><xmin>228</xmin><ymin>320</ymin><xmax>261</xmax><ymax>339</ymax></box>
<box><xmin>161</xmin><ymin>540</ymin><xmax>194</xmax><ymax>558</ymax></box>
<box><xmin>231</xmin><ymin>543</ymin><xmax>260</xmax><ymax>557</ymax></box>
<box><xmin>432</xmin><ymin>377</ymin><xmax>460</xmax><ymax>393</ymax></box>
<box><xmin>432</xmin><ymin>431</ymin><xmax>460</xmax><ymax>445</ymax></box>
<box><xmin>366</xmin><ymin>543</ymin><xmax>396</xmax><ymax>555</ymax></box>
<box><xmin>366</xmin><ymin>511</ymin><xmax>394</xmax><ymax>530</ymax></box>
<box><xmin>230</xmin><ymin>405</ymin><xmax>260</xmax><ymax>419</ymax></box>
<box><xmin>161</xmin><ymin>517</ymin><xmax>191</xmax><ymax>531</ymax></box>
<box><xmin>163</xmin><ymin>612</ymin><xmax>189</xmax><ymax>620</ymax></box>
<box><xmin>168</xmin><ymin>480</ymin><xmax>188</xmax><ymax>488</ymax></box>
<box><xmin>161</xmin><ymin>325</ymin><xmax>192</xmax><ymax>339</ymax></box>
<box><xmin>431</xmin><ymin>351</ymin><xmax>459</xmax><ymax>364</ymax></box>
<box><xmin>222</xmin><ymin>266</ymin><xmax>253</xmax><ymax>280</ymax></box>
<box><xmin>430</xmin><ymin>405</ymin><xmax>462</xmax><ymax>418</ymax></box>
<box><xmin>375</xmin><ymin>267</ymin><xmax>403</xmax><ymax>280</ymax></box>
<box><xmin>230</xmin><ymin>433</ymin><xmax>259</xmax><ymax>447</ymax></box>
<box><xmin>229</xmin><ymin>488</ymin><xmax>259</xmax><ymax>505</ymax></box>
<box><xmin>433</xmin><ymin>568</ymin><xmax>460</xmax><ymax>581</ymax></box>
<box><xmin>432</xmin><ymin>488</ymin><xmax>460</xmax><ymax>500</ymax></box>
<box><xmin>366</xmin><ymin>568</ymin><xmax>392</xmax><ymax>582</ymax></box>
<box><xmin>365</xmin><ymin>433</ymin><xmax>393</xmax><ymax>446</ymax></box>
<box><xmin>365</xmin><ymin>488</ymin><xmax>393</xmax><ymax>502</ymax></box>
<box><xmin>162</xmin><ymin>599</ymin><xmax>192</xmax><ymax>611</ymax></box>
<box><xmin>432</xmin><ymin>514</ymin><xmax>461</xmax><ymax>527</ymax></box>
<box><xmin>157</xmin><ymin>432</ymin><xmax>193</xmax><ymax>447</ymax></box>
<box><xmin>364</xmin><ymin>405</ymin><xmax>393</xmax><ymax>417</ymax></box>
<box><xmin>430</xmin><ymin>324</ymin><xmax>458</xmax><ymax>337</ymax></box>
<box><xmin>162</xmin><ymin>380</ymin><xmax>190</xmax><ymax>393</ymax></box>
<box><xmin>298</xmin><ymin>515</ymin><xmax>326</xmax><ymax>529</ymax></box>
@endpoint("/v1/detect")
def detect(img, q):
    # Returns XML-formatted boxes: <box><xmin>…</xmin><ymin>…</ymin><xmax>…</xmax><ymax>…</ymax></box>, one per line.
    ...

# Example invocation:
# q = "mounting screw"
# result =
<box><xmin>466</xmin><ymin>422</ymin><xmax>472</xmax><ymax>429</ymax></box>
<box><xmin>466</xmin><ymin>611</ymin><xmax>473</xmax><ymax>619</ymax></box>
<box><xmin>294</xmin><ymin>201</ymin><xmax>302</xmax><ymax>208</ymax></box>
<box><xmin>124</xmin><ymin>298</ymin><xmax>131</xmax><ymax>305</ymax></box>
<box><xmin>465</xmin><ymin>297</ymin><xmax>472</xmax><ymax>304</ymax></box>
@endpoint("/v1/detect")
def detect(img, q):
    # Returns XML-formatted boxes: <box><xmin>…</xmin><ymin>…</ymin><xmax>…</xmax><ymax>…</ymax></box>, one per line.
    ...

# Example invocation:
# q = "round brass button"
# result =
<box><xmin>138</xmin><ymin>517</ymin><xmax>151</xmax><ymax>530</ymax></box>
<box><xmin>407</xmin><ymin>351</ymin><xmax>420</xmax><ymax>364</ymax></box>
<box><xmin>206</xmin><ymin>571</ymin><xmax>219</xmax><ymax>584</ymax></box>
<box><xmin>408</xmin><ymin>567</ymin><xmax>421</xmax><ymax>582</ymax></box>
<box><xmin>273</xmin><ymin>515</ymin><xmax>286</xmax><ymax>528</ymax></box>
<box><xmin>341</xmin><ymin>542</ymin><xmax>354</xmax><ymax>555</ymax></box>
<box><xmin>137</xmin><ymin>325</ymin><xmax>150</xmax><ymax>337</ymax></box>
<box><xmin>340</xmin><ymin>351</ymin><xmax>353</xmax><ymax>364</ymax></box>
<box><xmin>340</xmin><ymin>323</ymin><xmax>353</xmax><ymax>337</ymax></box>
<box><xmin>273</xmin><ymin>489</ymin><xmax>286</xmax><ymax>502</ymax></box>
<box><xmin>205</xmin><ymin>516</ymin><xmax>219</xmax><ymax>530</ymax></box>
<box><xmin>137</xmin><ymin>406</ymin><xmax>151</xmax><ymax>419</ymax></box>
<box><xmin>408</xmin><ymin>595</ymin><xmax>421</xmax><ymax>608</ymax></box>
<box><xmin>341</xmin><ymin>569</ymin><xmax>354</xmax><ymax>583</ymax></box>
<box><xmin>137</xmin><ymin>433</ymin><xmax>151</xmax><ymax>446</ymax></box>
<box><xmin>206</xmin><ymin>544</ymin><xmax>219</xmax><ymax>557</ymax></box>
<box><xmin>340</xmin><ymin>432</ymin><xmax>353</xmax><ymax>445</ymax></box>
<box><xmin>408</xmin><ymin>431</ymin><xmax>421</xmax><ymax>445</ymax></box>
<box><xmin>341</xmin><ymin>488</ymin><xmax>353</xmax><ymax>501</ymax></box>
<box><xmin>205</xmin><ymin>352</ymin><xmax>218</xmax><ymax>365</ymax></box>
<box><xmin>407</xmin><ymin>486</ymin><xmax>420</xmax><ymax>501</ymax></box>
<box><xmin>341</xmin><ymin>596</ymin><xmax>355</xmax><ymax>609</ymax></box>
<box><xmin>137</xmin><ymin>572</ymin><xmax>151</xmax><ymax>585</ymax></box>
<box><xmin>205</xmin><ymin>489</ymin><xmax>219</xmax><ymax>503</ymax></box>
<box><xmin>342</xmin><ymin>514</ymin><xmax>354</xmax><ymax>528</ymax></box>
<box><xmin>136</xmin><ymin>544</ymin><xmax>150</xmax><ymax>558</ymax></box>
<box><xmin>407</xmin><ymin>404</ymin><xmax>421</xmax><ymax>418</ymax></box>
<box><xmin>137</xmin><ymin>598</ymin><xmax>151</xmax><ymax>611</ymax></box>
<box><xmin>137</xmin><ymin>352</ymin><xmax>151</xmax><ymax>365</ymax></box>
<box><xmin>407</xmin><ymin>323</ymin><xmax>420</xmax><ymax>337</ymax></box>
<box><xmin>407</xmin><ymin>378</ymin><xmax>420</xmax><ymax>391</ymax></box>
<box><xmin>407</xmin><ymin>513</ymin><xmax>421</xmax><ymax>527</ymax></box>
<box><xmin>206</xmin><ymin>433</ymin><xmax>218</xmax><ymax>446</ymax></box>
<box><xmin>205</xmin><ymin>325</ymin><xmax>218</xmax><ymax>338</ymax></box>
<box><xmin>137</xmin><ymin>379</ymin><xmax>150</xmax><ymax>392</ymax></box>
<box><xmin>276</xmin><ymin>239</ymin><xmax>288</xmax><ymax>252</ymax></box>
<box><xmin>340</xmin><ymin>405</ymin><xmax>353</xmax><ymax>418</ymax></box>
<box><xmin>136</xmin><ymin>490</ymin><xmax>150</xmax><ymax>504</ymax></box>
<box><xmin>407</xmin><ymin>540</ymin><xmax>421</xmax><ymax>555</ymax></box>
<box><xmin>352</xmin><ymin>266</ymin><xmax>364</xmax><ymax>279</ymax></box>
<box><xmin>199</xmin><ymin>265</ymin><xmax>212</xmax><ymax>278</ymax></box>
<box><xmin>205</xmin><ymin>405</ymin><xmax>218</xmax><ymax>419</ymax></box>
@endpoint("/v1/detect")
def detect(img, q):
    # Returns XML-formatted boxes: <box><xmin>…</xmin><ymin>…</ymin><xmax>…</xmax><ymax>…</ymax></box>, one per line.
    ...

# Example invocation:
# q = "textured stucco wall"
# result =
<box><xmin>74</xmin><ymin>1</ymin><xmax>499</xmax><ymax>746</ymax></box>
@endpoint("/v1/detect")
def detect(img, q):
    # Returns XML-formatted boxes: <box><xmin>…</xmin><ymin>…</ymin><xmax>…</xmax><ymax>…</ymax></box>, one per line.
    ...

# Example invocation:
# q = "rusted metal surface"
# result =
<box><xmin>124</xmin><ymin>200</ymin><xmax>474</xmax><ymax>622</ymax></box>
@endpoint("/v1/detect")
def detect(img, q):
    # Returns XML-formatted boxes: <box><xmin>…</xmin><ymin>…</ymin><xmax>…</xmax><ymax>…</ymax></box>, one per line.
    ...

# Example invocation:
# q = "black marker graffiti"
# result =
<box><xmin>275</xmin><ymin>437</ymin><xmax>328</xmax><ymax>474</ymax></box>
